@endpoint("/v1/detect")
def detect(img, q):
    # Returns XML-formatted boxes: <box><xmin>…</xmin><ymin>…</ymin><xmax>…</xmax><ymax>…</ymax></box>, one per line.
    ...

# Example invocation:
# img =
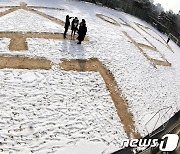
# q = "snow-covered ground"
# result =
<box><xmin>0</xmin><ymin>0</ymin><xmax>180</xmax><ymax>153</ymax></box>
<box><xmin>142</xmin><ymin>47</ymin><xmax>164</xmax><ymax>61</ymax></box>
<box><xmin>0</xmin><ymin>9</ymin><xmax>64</xmax><ymax>33</ymax></box>
<box><xmin>0</xmin><ymin>8</ymin><xmax>10</xmax><ymax>13</ymax></box>
<box><xmin>0</xmin><ymin>69</ymin><xmax>126</xmax><ymax>154</ymax></box>
<box><xmin>33</xmin><ymin>8</ymin><xmax>71</xmax><ymax>23</ymax></box>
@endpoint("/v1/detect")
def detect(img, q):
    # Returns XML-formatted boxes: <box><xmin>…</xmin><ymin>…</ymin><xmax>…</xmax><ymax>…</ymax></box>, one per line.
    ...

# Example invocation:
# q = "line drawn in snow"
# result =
<box><xmin>0</xmin><ymin>3</ymin><xmax>89</xmax><ymax>51</ymax></box>
<box><xmin>96</xmin><ymin>13</ymin><xmax>130</xmax><ymax>27</ymax></box>
<box><xmin>121</xmin><ymin>23</ymin><xmax>171</xmax><ymax>67</ymax></box>
<box><xmin>123</xmin><ymin>31</ymin><xmax>171</xmax><ymax>67</ymax></box>
<box><xmin>134</xmin><ymin>23</ymin><xmax>173</xmax><ymax>53</ymax></box>
<box><xmin>0</xmin><ymin>32</ymin><xmax>89</xmax><ymax>51</ymax></box>
<box><xmin>0</xmin><ymin>3</ymin><xmax>140</xmax><ymax>139</ymax></box>
<box><xmin>96</xmin><ymin>14</ymin><xmax>120</xmax><ymax>26</ymax></box>
<box><xmin>96</xmin><ymin>13</ymin><xmax>172</xmax><ymax>67</ymax></box>
<box><xmin>125</xmin><ymin>24</ymin><xmax>172</xmax><ymax>67</ymax></box>
<box><xmin>0</xmin><ymin>2</ymin><xmax>172</xmax><ymax>141</ymax></box>
<box><xmin>0</xmin><ymin>55</ymin><xmax>141</xmax><ymax>139</ymax></box>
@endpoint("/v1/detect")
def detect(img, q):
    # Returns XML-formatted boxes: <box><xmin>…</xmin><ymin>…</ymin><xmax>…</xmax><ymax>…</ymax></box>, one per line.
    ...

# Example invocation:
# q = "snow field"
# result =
<box><xmin>96</xmin><ymin>14</ymin><xmax>119</xmax><ymax>25</ymax></box>
<box><xmin>144</xmin><ymin>28</ymin><xmax>166</xmax><ymax>44</ymax></box>
<box><xmin>0</xmin><ymin>8</ymin><xmax>10</xmax><ymax>13</ymax></box>
<box><xmin>33</xmin><ymin>8</ymin><xmax>71</xmax><ymax>23</ymax></box>
<box><xmin>132</xmin><ymin>24</ymin><xmax>171</xmax><ymax>54</ymax></box>
<box><xmin>0</xmin><ymin>0</ymin><xmax>180</xmax><ymax>153</ymax></box>
<box><xmin>0</xmin><ymin>9</ymin><xmax>64</xmax><ymax>33</ymax></box>
<box><xmin>0</xmin><ymin>69</ymin><xmax>126</xmax><ymax>154</ymax></box>
<box><xmin>142</xmin><ymin>47</ymin><xmax>164</xmax><ymax>61</ymax></box>
<box><xmin>121</xmin><ymin>25</ymin><xmax>152</xmax><ymax>46</ymax></box>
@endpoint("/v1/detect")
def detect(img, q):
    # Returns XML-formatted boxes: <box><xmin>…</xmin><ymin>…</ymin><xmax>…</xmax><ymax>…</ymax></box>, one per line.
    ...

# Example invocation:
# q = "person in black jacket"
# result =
<box><xmin>64</xmin><ymin>15</ymin><xmax>72</xmax><ymax>39</ymax></box>
<box><xmin>71</xmin><ymin>17</ymin><xmax>79</xmax><ymax>38</ymax></box>
<box><xmin>167</xmin><ymin>36</ymin><xmax>170</xmax><ymax>44</ymax></box>
<box><xmin>77</xmin><ymin>19</ymin><xmax>87</xmax><ymax>44</ymax></box>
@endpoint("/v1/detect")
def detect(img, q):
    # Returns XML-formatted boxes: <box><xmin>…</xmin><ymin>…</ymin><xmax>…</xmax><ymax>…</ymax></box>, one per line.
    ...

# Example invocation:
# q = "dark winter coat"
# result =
<box><xmin>71</xmin><ymin>19</ymin><xmax>79</xmax><ymax>31</ymax></box>
<box><xmin>64</xmin><ymin>17</ymin><xmax>70</xmax><ymax>29</ymax></box>
<box><xmin>78</xmin><ymin>23</ymin><xmax>87</xmax><ymax>41</ymax></box>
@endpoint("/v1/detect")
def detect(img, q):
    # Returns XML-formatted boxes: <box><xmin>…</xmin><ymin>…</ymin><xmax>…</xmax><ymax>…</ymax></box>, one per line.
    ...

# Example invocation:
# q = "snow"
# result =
<box><xmin>142</xmin><ymin>48</ymin><xmax>164</xmax><ymax>61</ymax></box>
<box><xmin>144</xmin><ymin>106</ymin><xmax>174</xmax><ymax>135</ymax></box>
<box><xmin>33</xmin><ymin>8</ymin><xmax>71</xmax><ymax>22</ymax></box>
<box><xmin>54</xmin><ymin>140</ymin><xmax>107</xmax><ymax>154</ymax></box>
<box><xmin>132</xmin><ymin>24</ymin><xmax>172</xmax><ymax>54</ymax></box>
<box><xmin>145</xmin><ymin>28</ymin><xmax>166</xmax><ymax>44</ymax></box>
<box><xmin>0</xmin><ymin>69</ymin><xmax>126</xmax><ymax>154</ymax></box>
<box><xmin>121</xmin><ymin>25</ymin><xmax>151</xmax><ymax>46</ymax></box>
<box><xmin>0</xmin><ymin>8</ymin><xmax>10</xmax><ymax>13</ymax></box>
<box><xmin>0</xmin><ymin>38</ymin><xmax>10</xmax><ymax>51</ymax></box>
<box><xmin>0</xmin><ymin>9</ymin><xmax>64</xmax><ymax>33</ymax></box>
<box><xmin>20</xmin><ymin>72</ymin><xmax>39</xmax><ymax>83</ymax></box>
<box><xmin>0</xmin><ymin>0</ymin><xmax>180</xmax><ymax>153</ymax></box>
<box><xmin>98</xmin><ymin>14</ymin><xmax>117</xmax><ymax>24</ymax></box>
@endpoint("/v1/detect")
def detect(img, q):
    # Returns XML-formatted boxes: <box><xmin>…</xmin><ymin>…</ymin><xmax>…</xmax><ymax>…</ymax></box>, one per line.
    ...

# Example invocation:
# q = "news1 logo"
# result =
<box><xmin>159</xmin><ymin>134</ymin><xmax>179</xmax><ymax>151</ymax></box>
<box><xmin>121</xmin><ymin>134</ymin><xmax>179</xmax><ymax>151</ymax></box>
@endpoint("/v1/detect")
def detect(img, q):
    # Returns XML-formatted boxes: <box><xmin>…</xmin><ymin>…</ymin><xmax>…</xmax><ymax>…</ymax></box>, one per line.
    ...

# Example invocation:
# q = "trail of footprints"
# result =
<box><xmin>0</xmin><ymin>70</ymin><xmax>125</xmax><ymax>153</ymax></box>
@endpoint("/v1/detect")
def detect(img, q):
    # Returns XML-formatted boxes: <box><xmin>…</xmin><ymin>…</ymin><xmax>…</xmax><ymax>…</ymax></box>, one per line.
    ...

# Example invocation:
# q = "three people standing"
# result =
<box><xmin>64</xmin><ymin>15</ymin><xmax>87</xmax><ymax>44</ymax></box>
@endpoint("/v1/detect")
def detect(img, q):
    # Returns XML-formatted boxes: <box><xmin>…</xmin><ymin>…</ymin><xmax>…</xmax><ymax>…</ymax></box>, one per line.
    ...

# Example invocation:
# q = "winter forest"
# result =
<box><xmin>79</xmin><ymin>0</ymin><xmax>180</xmax><ymax>46</ymax></box>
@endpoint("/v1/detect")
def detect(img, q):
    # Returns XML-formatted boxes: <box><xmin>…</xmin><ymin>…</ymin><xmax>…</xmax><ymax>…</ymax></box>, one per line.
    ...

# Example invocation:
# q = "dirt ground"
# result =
<box><xmin>0</xmin><ymin>56</ymin><xmax>51</xmax><ymax>69</ymax></box>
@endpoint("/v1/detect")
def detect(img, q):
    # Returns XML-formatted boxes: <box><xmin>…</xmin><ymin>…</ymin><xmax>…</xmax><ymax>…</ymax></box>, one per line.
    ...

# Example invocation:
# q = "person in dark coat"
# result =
<box><xmin>64</xmin><ymin>15</ymin><xmax>72</xmax><ymax>39</ymax></box>
<box><xmin>71</xmin><ymin>17</ymin><xmax>79</xmax><ymax>38</ymax></box>
<box><xmin>167</xmin><ymin>36</ymin><xmax>170</xmax><ymax>44</ymax></box>
<box><xmin>77</xmin><ymin>19</ymin><xmax>87</xmax><ymax>44</ymax></box>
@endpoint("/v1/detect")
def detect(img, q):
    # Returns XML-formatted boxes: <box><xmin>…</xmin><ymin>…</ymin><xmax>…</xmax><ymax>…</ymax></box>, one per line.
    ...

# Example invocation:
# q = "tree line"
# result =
<box><xmin>78</xmin><ymin>0</ymin><xmax>180</xmax><ymax>46</ymax></box>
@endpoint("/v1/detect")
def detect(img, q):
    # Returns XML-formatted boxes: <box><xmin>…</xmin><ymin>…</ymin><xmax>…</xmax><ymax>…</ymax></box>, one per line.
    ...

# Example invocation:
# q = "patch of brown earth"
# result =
<box><xmin>0</xmin><ymin>32</ymin><xmax>89</xmax><ymax>51</ymax></box>
<box><xmin>0</xmin><ymin>56</ymin><xmax>51</xmax><ymax>69</ymax></box>
<box><xmin>130</xmin><ymin>26</ymin><xmax>156</xmax><ymax>48</ymax></box>
<box><xmin>8</xmin><ymin>33</ymin><xmax>28</xmax><ymax>51</ymax></box>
